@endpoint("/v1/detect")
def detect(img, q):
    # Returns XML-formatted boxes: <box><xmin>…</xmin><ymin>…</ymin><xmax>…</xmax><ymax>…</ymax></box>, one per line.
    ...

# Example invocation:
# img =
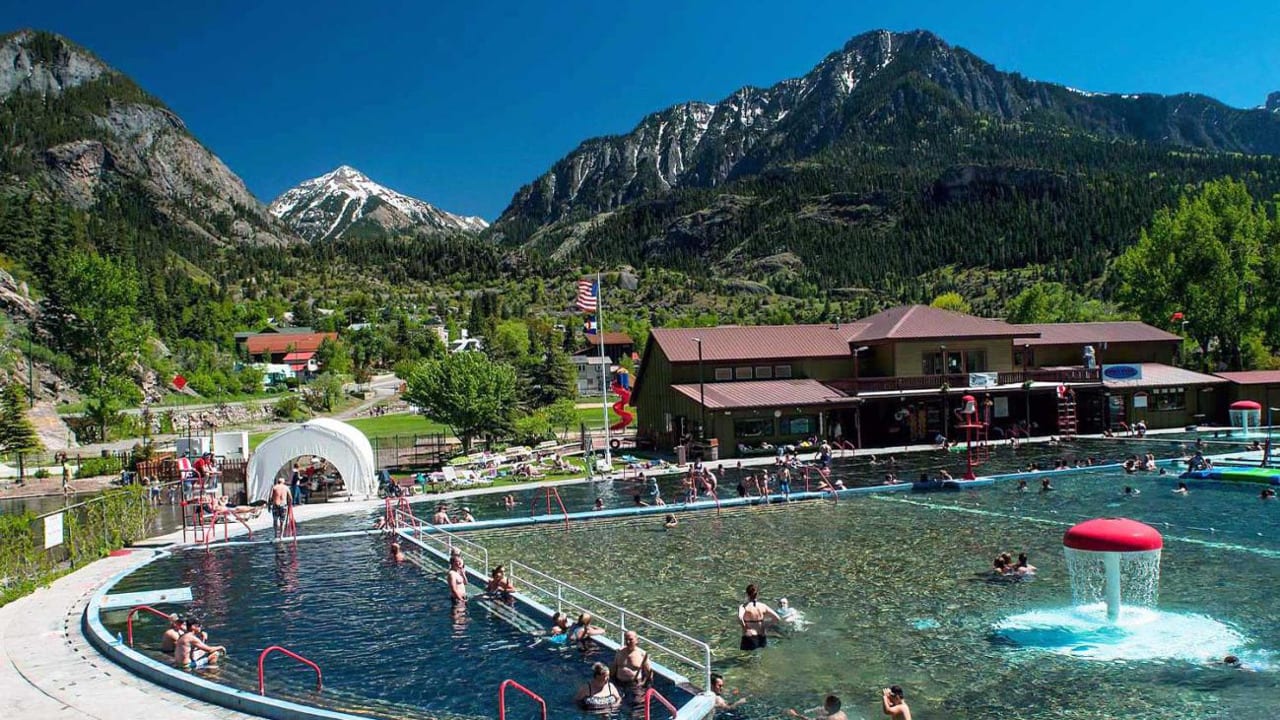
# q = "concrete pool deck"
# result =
<box><xmin>0</xmin><ymin>550</ymin><xmax>258</xmax><ymax>720</ymax></box>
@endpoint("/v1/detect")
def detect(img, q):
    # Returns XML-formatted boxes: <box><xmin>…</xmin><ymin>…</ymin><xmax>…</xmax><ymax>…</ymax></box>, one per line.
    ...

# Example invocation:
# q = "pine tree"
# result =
<box><xmin>0</xmin><ymin>383</ymin><xmax>43</xmax><ymax>483</ymax></box>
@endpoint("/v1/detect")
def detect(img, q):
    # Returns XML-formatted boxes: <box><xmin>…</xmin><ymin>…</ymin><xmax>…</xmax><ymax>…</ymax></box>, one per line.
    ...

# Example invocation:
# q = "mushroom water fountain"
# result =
<box><xmin>993</xmin><ymin>517</ymin><xmax>1250</xmax><ymax>662</ymax></box>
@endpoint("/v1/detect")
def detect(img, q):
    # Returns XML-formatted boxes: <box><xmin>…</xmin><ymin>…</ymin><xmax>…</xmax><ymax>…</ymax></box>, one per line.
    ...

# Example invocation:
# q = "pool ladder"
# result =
<box><xmin>530</xmin><ymin>486</ymin><xmax>570</xmax><ymax>530</ymax></box>
<box><xmin>497</xmin><ymin>679</ymin><xmax>546</xmax><ymax>720</ymax></box>
<box><xmin>258</xmin><ymin>645</ymin><xmax>322</xmax><ymax>696</ymax></box>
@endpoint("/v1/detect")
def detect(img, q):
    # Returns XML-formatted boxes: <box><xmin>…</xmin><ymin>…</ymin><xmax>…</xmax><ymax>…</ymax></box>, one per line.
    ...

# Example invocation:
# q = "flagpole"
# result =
<box><xmin>597</xmin><ymin>271</ymin><xmax>612</xmax><ymax>469</ymax></box>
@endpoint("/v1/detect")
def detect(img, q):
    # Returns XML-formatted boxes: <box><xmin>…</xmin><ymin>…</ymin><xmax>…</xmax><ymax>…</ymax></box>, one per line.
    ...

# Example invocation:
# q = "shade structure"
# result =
<box><xmin>246</xmin><ymin>418</ymin><xmax>376</xmax><ymax>501</ymax></box>
<box><xmin>1063</xmin><ymin>518</ymin><xmax>1163</xmax><ymax>553</ymax></box>
<box><xmin>1230</xmin><ymin>400</ymin><xmax>1262</xmax><ymax>411</ymax></box>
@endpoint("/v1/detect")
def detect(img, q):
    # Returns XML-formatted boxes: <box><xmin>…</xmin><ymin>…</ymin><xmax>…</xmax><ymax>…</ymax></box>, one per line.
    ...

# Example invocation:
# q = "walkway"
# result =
<box><xmin>0</xmin><ymin>551</ymin><xmax>256</xmax><ymax>720</ymax></box>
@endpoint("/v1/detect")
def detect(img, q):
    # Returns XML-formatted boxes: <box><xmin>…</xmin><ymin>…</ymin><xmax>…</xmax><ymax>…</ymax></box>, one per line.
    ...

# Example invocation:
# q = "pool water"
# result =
<box><xmin>468</xmin><ymin>472</ymin><xmax>1280</xmax><ymax>720</ymax></box>
<box><xmin>297</xmin><ymin>438</ymin><xmax>1173</xmax><ymax>536</ymax></box>
<box><xmin>103</xmin><ymin>538</ymin><xmax>691</xmax><ymax>720</ymax></box>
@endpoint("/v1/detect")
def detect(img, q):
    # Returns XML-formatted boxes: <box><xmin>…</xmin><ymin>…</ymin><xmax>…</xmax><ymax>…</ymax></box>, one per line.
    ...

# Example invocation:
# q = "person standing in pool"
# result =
<box><xmin>447</xmin><ymin>553</ymin><xmax>468</xmax><ymax>604</ymax></box>
<box><xmin>611</xmin><ymin>630</ymin><xmax>653</xmax><ymax>692</ymax></box>
<box><xmin>269</xmin><ymin>476</ymin><xmax>291</xmax><ymax>539</ymax></box>
<box><xmin>575</xmin><ymin>662</ymin><xmax>622</xmax><ymax>714</ymax></box>
<box><xmin>881</xmin><ymin>685</ymin><xmax>912</xmax><ymax>719</ymax></box>
<box><xmin>738</xmin><ymin>584</ymin><xmax>781</xmax><ymax>650</ymax></box>
<box><xmin>711</xmin><ymin>673</ymin><xmax>747</xmax><ymax>710</ymax></box>
<box><xmin>787</xmin><ymin>694</ymin><xmax>846</xmax><ymax>720</ymax></box>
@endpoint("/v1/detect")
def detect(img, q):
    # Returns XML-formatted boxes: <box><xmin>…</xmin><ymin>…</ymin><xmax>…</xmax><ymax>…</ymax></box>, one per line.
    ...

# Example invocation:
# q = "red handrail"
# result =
<box><xmin>643</xmin><ymin>687</ymin><xmax>679</xmax><ymax>720</ymax></box>
<box><xmin>531</xmin><ymin>487</ymin><xmax>570</xmax><ymax>530</ymax></box>
<box><xmin>498</xmin><ymin>679</ymin><xmax>547</xmax><ymax>720</ymax></box>
<box><xmin>125</xmin><ymin>604</ymin><xmax>176</xmax><ymax>647</ymax></box>
<box><xmin>258</xmin><ymin>645</ymin><xmax>322</xmax><ymax>695</ymax></box>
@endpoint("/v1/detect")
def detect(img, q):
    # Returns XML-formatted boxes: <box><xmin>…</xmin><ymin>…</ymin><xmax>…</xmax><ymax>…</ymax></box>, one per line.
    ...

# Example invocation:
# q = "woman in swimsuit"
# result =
<box><xmin>611</xmin><ymin>630</ymin><xmax>653</xmax><ymax>689</ymax></box>
<box><xmin>576</xmin><ymin>662</ymin><xmax>622</xmax><ymax>714</ymax></box>
<box><xmin>567</xmin><ymin>612</ymin><xmax>606</xmax><ymax>649</ymax></box>
<box><xmin>738</xmin><ymin>584</ymin><xmax>780</xmax><ymax>651</ymax></box>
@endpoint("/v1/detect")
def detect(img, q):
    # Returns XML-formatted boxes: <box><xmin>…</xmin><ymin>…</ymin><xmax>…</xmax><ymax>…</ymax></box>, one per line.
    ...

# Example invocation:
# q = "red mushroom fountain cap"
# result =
<box><xmin>1063</xmin><ymin>518</ymin><xmax>1163</xmax><ymax>552</ymax></box>
<box><xmin>1230</xmin><ymin>400</ymin><xmax>1262</xmax><ymax>411</ymax></box>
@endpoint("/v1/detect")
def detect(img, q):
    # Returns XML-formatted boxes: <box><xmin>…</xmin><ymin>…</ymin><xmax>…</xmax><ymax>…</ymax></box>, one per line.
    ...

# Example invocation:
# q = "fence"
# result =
<box><xmin>0</xmin><ymin>484</ymin><xmax>156</xmax><ymax>606</ymax></box>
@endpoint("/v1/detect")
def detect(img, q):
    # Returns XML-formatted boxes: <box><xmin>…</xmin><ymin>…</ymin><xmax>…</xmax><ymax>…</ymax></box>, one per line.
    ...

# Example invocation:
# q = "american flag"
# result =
<box><xmin>583</xmin><ymin>315</ymin><xmax>598</xmax><ymax>335</ymax></box>
<box><xmin>575</xmin><ymin>279</ymin><xmax>599</xmax><ymax>312</ymax></box>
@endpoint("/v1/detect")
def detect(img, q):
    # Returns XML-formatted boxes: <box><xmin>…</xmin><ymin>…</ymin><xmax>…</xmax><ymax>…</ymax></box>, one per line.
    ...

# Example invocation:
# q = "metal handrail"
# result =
<box><xmin>258</xmin><ymin>645</ymin><xmax>322</xmax><ymax>695</ymax></box>
<box><xmin>531</xmin><ymin>486</ymin><xmax>570</xmax><ymax>529</ymax></box>
<box><xmin>506</xmin><ymin>559</ymin><xmax>712</xmax><ymax>691</ymax></box>
<box><xmin>498</xmin><ymin>679</ymin><xmax>547</xmax><ymax>720</ymax></box>
<box><xmin>644</xmin><ymin>687</ymin><xmax>680</xmax><ymax>720</ymax></box>
<box><xmin>125</xmin><ymin>604</ymin><xmax>175</xmax><ymax>646</ymax></box>
<box><xmin>397</xmin><ymin>508</ymin><xmax>489</xmax><ymax>575</ymax></box>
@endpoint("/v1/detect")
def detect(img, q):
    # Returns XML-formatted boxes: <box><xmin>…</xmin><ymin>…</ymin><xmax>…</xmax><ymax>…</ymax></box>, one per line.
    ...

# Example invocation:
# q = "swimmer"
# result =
<box><xmin>389</xmin><ymin>541</ymin><xmax>405</xmax><ymax>563</ymax></box>
<box><xmin>503</xmin><ymin>494</ymin><xmax>516</xmax><ymax>510</ymax></box>
<box><xmin>738</xmin><ymin>584</ymin><xmax>781</xmax><ymax>651</ymax></box>
<box><xmin>486</xmin><ymin>565</ymin><xmax>516</xmax><ymax>597</ymax></box>
<box><xmin>710</xmin><ymin>673</ymin><xmax>747</xmax><ymax>710</ymax></box>
<box><xmin>593</xmin><ymin>498</ymin><xmax>604</xmax><ymax>511</ymax></box>
<box><xmin>882</xmin><ymin>685</ymin><xmax>912</xmax><ymax>719</ymax></box>
<box><xmin>663</xmin><ymin>514</ymin><xmax>679</xmax><ymax>529</ymax></box>
<box><xmin>775</xmin><ymin>597</ymin><xmax>809</xmax><ymax>631</ymax></box>
<box><xmin>1173</xmin><ymin>481</ymin><xmax>1189</xmax><ymax>496</ymax></box>
<box><xmin>457</xmin><ymin>507</ymin><xmax>476</xmax><ymax>523</ymax></box>
<box><xmin>787</xmin><ymin>694</ymin><xmax>847</xmax><ymax>720</ymax></box>
<box><xmin>160</xmin><ymin>614</ymin><xmax>184</xmax><ymax>654</ymax></box>
<box><xmin>1261</xmin><ymin>488</ymin><xmax>1276</xmax><ymax>501</ymax></box>
<box><xmin>633</xmin><ymin>493</ymin><xmax>649</xmax><ymax>506</ymax></box>
<box><xmin>575</xmin><ymin>662</ymin><xmax>622</xmax><ymax>714</ymax></box>
<box><xmin>611</xmin><ymin>630</ymin><xmax>653</xmax><ymax>689</ymax></box>
<box><xmin>1014</xmin><ymin>553</ymin><xmax>1036</xmax><ymax>576</ymax></box>
<box><xmin>432</xmin><ymin>505</ymin><xmax>452</xmax><ymax>525</ymax></box>
<box><xmin>546</xmin><ymin>611</ymin><xmax>571</xmax><ymax>640</ymax></box>
<box><xmin>567</xmin><ymin>612</ymin><xmax>606</xmax><ymax>648</ymax></box>
<box><xmin>1017</xmin><ymin>479</ymin><xmax>1028</xmax><ymax>493</ymax></box>
<box><xmin>1123</xmin><ymin>486</ymin><xmax>1140</xmax><ymax>496</ymax></box>
<box><xmin>1040</xmin><ymin>477</ymin><xmax>1054</xmax><ymax>492</ymax></box>
<box><xmin>173</xmin><ymin>618</ymin><xmax>225</xmax><ymax>670</ymax></box>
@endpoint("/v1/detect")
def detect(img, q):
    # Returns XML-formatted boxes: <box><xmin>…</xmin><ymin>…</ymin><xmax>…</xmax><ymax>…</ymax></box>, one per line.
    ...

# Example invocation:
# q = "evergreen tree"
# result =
<box><xmin>0</xmin><ymin>383</ymin><xmax>42</xmax><ymax>483</ymax></box>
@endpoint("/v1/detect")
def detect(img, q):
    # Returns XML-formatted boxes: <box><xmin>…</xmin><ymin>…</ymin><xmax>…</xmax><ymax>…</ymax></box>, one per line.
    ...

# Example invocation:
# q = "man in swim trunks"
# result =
<box><xmin>268</xmin><ymin>476</ymin><xmax>291</xmax><ymax>539</ymax></box>
<box><xmin>611</xmin><ymin>630</ymin><xmax>653</xmax><ymax>691</ymax></box>
<box><xmin>787</xmin><ymin>694</ymin><xmax>847</xmax><ymax>720</ymax></box>
<box><xmin>173</xmin><ymin>619</ymin><xmax>225</xmax><ymax>670</ymax></box>
<box><xmin>432</xmin><ymin>505</ymin><xmax>452</xmax><ymax>524</ymax></box>
<box><xmin>738</xmin><ymin>584</ymin><xmax>780</xmax><ymax>650</ymax></box>
<box><xmin>447</xmin><ymin>553</ymin><xmax>468</xmax><ymax>603</ymax></box>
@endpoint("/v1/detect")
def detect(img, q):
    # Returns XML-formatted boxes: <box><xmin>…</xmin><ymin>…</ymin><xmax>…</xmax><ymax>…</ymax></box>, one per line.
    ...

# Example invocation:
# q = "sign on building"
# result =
<box><xmin>969</xmin><ymin>372</ymin><xmax>999</xmax><ymax>388</ymax></box>
<box><xmin>1102</xmin><ymin>364</ymin><xmax>1143</xmax><ymax>381</ymax></box>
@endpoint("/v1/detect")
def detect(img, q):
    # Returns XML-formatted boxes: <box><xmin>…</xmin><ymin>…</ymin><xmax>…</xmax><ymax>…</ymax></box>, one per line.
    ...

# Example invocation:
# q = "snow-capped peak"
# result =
<box><xmin>269</xmin><ymin>165</ymin><xmax>488</xmax><ymax>242</ymax></box>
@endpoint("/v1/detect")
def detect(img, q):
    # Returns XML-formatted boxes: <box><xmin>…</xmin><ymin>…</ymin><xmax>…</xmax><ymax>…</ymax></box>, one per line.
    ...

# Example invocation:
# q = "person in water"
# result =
<box><xmin>611</xmin><ymin>630</ymin><xmax>653</xmax><ymax>690</ymax></box>
<box><xmin>1173</xmin><ymin>481</ymin><xmax>1189</xmax><ymax>495</ymax></box>
<box><xmin>1014</xmin><ymin>553</ymin><xmax>1036</xmax><ymax>576</ymax></box>
<box><xmin>160</xmin><ymin>614</ymin><xmax>185</xmax><ymax>654</ymax></box>
<box><xmin>1017</xmin><ymin>479</ymin><xmax>1028</xmax><ymax>493</ymax></box>
<box><xmin>486</xmin><ymin>565</ymin><xmax>516</xmax><ymax>598</ymax></box>
<box><xmin>567</xmin><ymin>612</ymin><xmax>606</xmax><ymax>648</ymax></box>
<box><xmin>389</xmin><ymin>542</ymin><xmax>405</xmax><ymax>563</ymax></box>
<box><xmin>545</xmin><ymin>611</ymin><xmax>572</xmax><ymax>643</ymax></box>
<box><xmin>663</xmin><ymin>514</ymin><xmax>679</xmax><ymax>529</ymax></box>
<box><xmin>432</xmin><ymin>505</ymin><xmax>452</xmax><ymax>524</ymax></box>
<box><xmin>710</xmin><ymin>673</ymin><xmax>747</xmax><ymax>710</ymax></box>
<box><xmin>786</xmin><ymin>694</ymin><xmax>847</xmax><ymax>720</ymax></box>
<box><xmin>173</xmin><ymin>618</ymin><xmax>225</xmax><ymax>670</ymax></box>
<box><xmin>882</xmin><ymin>685</ymin><xmax>912</xmax><ymax>719</ymax></box>
<box><xmin>447</xmin><ymin>553</ymin><xmax>468</xmax><ymax>604</ymax></box>
<box><xmin>738</xmin><ymin>584</ymin><xmax>781</xmax><ymax>650</ymax></box>
<box><xmin>575</xmin><ymin>662</ymin><xmax>622</xmax><ymax>713</ymax></box>
<box><xmin>1123</xmin><ymin>485</ymin><xmax>1140</xmax><ymax>496</ymax></box>
<box><xmin>1040</xmin><ymin>477</ymin><xmax>1054</xmax><ymax>492</ymax></box>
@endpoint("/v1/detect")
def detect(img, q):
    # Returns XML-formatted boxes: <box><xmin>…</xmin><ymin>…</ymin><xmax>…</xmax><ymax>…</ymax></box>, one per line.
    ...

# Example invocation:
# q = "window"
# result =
<box><xmin>754</xmin><ymin>366</ymin><xmax>773</xmax><ymax>379</ymax></box>
<box><xmin>1154</xmin><ymin>388</ymin><xmax>1186</xmax><ymax>411</ymax></box>
<box><xmin>714</xmin><ymin>368</ymin><xmax>732</xmax><ymax>381</ymax></box>
<box><xmin>923</xmin><ymin>350</ymin><xmax>986</xmax><ymax>375</ymax></box>
<box><xmin>781</xmin><ymin>416</ymin><xmax>816</xmax><ymax>435</ymax></box>
<box><xmin>735</xmin><ymin>367</ymin><xmax>753</xmax><ymax>380</ymax></box>
<box><xmin>775</xmin><ymin>365</ymin><xmax>792</xmax><ymax>378</ymax></box>
<box><xmin>734</xmin><ymin>418</ymin><xmax>773</xmax><ymax>439</ymax></box>
<box><xmin>922</xmin><ymin>353</ymin><xmax>944</xmax><ymax>375</ymax></box>
<box><xmin>964</xmin><ymin>350</ymin><xmax>987</xmax><ymax>373</ymax></box>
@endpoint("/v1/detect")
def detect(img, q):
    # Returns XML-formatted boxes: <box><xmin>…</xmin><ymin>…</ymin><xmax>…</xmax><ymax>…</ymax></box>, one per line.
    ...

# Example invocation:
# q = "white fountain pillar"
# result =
<box><xmin>1102</xmin><ymin>551</ymin><xmax>1122</xmax><ymax>622</ymax></box>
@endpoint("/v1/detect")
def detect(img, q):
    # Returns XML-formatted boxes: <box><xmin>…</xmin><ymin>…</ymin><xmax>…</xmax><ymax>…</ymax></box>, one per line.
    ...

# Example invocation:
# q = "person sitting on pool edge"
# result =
<box><xmin>173</xmin><ymin>618</ymin><xmax>225</xmax><ymax>670</ymax></box>
<box><xmin>575</xmin><ymin>662</ymin><xmax>622</xmax><ymax>713</ymax></box>
<box><xmin>738</xmin><ymin>584</ymin><xmax>781</xmax><ymax>650</ymax></box>
<box><xmin>160</xmin><ymin>613</ymin><xmax>185</xmax><ymax>654</ymax></box>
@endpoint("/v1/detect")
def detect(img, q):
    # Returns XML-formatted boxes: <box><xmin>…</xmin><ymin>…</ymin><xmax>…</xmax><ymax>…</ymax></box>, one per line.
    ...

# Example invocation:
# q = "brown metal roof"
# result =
<box><xmin>1013</xmin><ymin>322</ymin><xmax>1180</xmax><ymax>347</ymax></box>
<box><xmin>245</xmin><ymin>332</ymin><xmax>337</xmax><ymax>355</ymax></box>
<box><xmin>1215</xmin><ymin>371</ymin><xmax>1280</xmax><ymax>385</ymax></box>
<box><xmin>847</xmin><ymin>305</ymin><xmax>1035</xmax><ymax>343</ymax></box>
<box><xmin>651</xmin><ymin>326</ymin><xmax>853</xmax><ymax>363</ymax></box>
<box><xmin>1102</xmin><ymin>363</ymin><xmax>1225</xmax><ymax>388</ymax></box>
<box><xmin>671</xmin><ymin>379</ymin><xmax>853</xmax><ymax>410</ymax></box>
<box><xmin>584</xmin><ymin>332</ymin><xmax>634</xmax><ymax>346</ymax></box>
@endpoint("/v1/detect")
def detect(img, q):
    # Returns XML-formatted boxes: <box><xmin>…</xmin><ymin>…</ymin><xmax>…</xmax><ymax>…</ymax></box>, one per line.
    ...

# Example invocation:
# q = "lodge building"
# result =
<box><xmin>632</xmin><ymin>305</ymin><xmax>1248</xmax><ymax>458</ymax></box>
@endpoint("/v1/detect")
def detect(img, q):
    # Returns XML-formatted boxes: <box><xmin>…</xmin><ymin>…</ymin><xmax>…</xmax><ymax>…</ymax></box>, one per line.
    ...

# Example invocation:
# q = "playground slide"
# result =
<box><xmin>609</xmin><ymin>382</ymin><xmax>634</xmax><ymax>432</ymax></box>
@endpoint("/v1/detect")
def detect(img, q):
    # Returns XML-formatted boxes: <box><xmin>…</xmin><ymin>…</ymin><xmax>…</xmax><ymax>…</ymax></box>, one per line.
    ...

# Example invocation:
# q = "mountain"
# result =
<box><xmin>492</xmin><ymin>29</ymin><xmax>1280</xmax><ymax>291</ymax></box>
<box><xmin>269</xmin><ymin>165</ymin><xmax>488</xmax><ymax>242</ymax></box>
<box><xmin>0</xmin><ymin>29</ymin><xmax>295</xmax><ymax>246</ymax></box>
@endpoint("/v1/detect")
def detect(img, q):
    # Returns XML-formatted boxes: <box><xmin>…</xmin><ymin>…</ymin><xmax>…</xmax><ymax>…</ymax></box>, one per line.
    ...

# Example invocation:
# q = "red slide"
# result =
<box><xmin>609</xmin><ymin>382</ymin><xmax>634</xmax><ymax>432</ymax></box>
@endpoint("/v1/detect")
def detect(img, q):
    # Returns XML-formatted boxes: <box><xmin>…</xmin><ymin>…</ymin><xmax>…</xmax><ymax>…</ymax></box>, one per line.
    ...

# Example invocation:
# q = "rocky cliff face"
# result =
<box><xmin>0</xmin><ymin>30</ymin><xmax>296</xmax><ymax>246</ymax></box>
<box><xmin>269</xmin><ymin>165</ymin><xmax>488</xmax><ymax>241</ymax></box>
<box><xmin>496</xmin><ymin>29</ymin><xmax>1280</xmax><ymax>232</ymax></box>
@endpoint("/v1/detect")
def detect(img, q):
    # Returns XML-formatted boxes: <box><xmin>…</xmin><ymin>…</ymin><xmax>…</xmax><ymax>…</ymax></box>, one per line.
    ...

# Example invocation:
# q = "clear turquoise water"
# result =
<box><xmin>469</xmin><ymin>472</ymin><xmax>1280</xmax><ymax>720</ymax></box>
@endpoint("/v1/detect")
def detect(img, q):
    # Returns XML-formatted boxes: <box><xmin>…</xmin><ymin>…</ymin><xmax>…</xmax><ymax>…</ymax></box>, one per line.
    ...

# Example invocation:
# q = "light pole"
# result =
<box><xmin>1268</xmin><ymin>405</ymin><xmax>1279</xmax><ymax>467</ymax></box>
<box><xmin>692</xmin><ymin>338</ymin><xmax>705</xmax><ymax>441</ymax></box>
<box><xmin>939</xmin><ymin>345</ymin><xmax>948</xmax><ymax>440</ymax></box>
<box><xmin>26</xmin><ymin>319</ymin><xmax>35</xmax><ymax>408</ymax></box>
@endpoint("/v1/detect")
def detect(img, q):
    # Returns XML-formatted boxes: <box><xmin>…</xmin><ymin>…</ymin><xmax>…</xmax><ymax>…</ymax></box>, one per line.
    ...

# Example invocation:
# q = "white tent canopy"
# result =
<box><xmin>247</xmin><ymin>418</ymin><xmax>377</xmax><ymax>501</ymax></box>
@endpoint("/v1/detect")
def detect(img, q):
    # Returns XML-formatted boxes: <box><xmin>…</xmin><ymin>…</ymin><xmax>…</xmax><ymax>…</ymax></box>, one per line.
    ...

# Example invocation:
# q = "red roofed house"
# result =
<box><xmin>241</xmin><ymin>331</ymin><xmax>338</xmax><ymax>364</ymax></box>
<box><xmin>633</xmin><ymin>305</ymin><xmax>1219</xmax><ymax>458</ymax></box>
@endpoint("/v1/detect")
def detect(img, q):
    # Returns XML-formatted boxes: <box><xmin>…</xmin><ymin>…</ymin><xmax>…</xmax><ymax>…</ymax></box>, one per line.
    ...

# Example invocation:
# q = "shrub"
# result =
<box><xmin>75</xmin><ymin>456</ymin><xmax>122</xmax><ymax>479</ymax></box>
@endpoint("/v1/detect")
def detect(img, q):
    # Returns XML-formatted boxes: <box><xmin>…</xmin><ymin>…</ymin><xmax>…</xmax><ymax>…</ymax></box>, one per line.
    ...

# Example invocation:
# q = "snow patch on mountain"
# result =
<box><xmin>269</xmin><ymin>165</ymin><xmax>488</xmax><ymax>241</ymax></box>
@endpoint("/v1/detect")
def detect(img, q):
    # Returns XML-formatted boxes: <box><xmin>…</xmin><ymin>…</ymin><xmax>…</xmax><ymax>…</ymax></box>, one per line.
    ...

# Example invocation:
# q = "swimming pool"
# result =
<box><xmin>295</xmin><ymin>438</ymin><xmax>1175</xmax><ymax>536</ymax></box>
<box><xmin>467</xmin><ymin>471</ymin><xmax>1279</xmax><ymax>719</ymax></box>
<box><xmin>100</xmin><ymin>536</ymin><xmax>693</xmax><ymax>720</ymax></box>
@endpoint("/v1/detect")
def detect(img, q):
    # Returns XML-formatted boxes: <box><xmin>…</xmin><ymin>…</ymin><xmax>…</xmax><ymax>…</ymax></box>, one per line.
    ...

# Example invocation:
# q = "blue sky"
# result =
<box><xmin>4</xmin><ymin>1</ymin><xmax>1278</xmax><ymax>220</ymax></box>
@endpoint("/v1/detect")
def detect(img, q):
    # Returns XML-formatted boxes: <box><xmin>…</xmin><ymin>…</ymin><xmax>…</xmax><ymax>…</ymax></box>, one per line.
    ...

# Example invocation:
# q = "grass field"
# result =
<box><xmin>249</xmin><ymin>405</ymin><xmax>634</xmax><ymax>450</ymax></box>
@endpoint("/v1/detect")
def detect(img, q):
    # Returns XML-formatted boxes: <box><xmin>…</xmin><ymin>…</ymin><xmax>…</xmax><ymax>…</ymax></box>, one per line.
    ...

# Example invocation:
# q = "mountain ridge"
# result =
<box><xmin>269</xmin><ymin>165</ymin><xmax>488</xmax><ymax>242</ymax></box>
<box><xmin>493</xmin><ymin>29</ymin><xmax>1280</xmax><ymax>233</ymax></box>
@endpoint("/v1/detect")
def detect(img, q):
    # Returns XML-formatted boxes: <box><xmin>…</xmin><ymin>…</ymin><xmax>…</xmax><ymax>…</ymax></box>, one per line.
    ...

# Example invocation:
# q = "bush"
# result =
<box><xmin>512</xmin><ymin>411</ymin><xmax>554</xmax><ymax>445</ymax></box>
<box><xmin>33</xmin><ymin>468</ymin><xmax>49</xmax><ymax>479</ymax></box>
<box><xmin>273</xmin><ymin>394</ymin><xmax>309</xmax><ymax>422</ymax></box>
<box><xmin>75</xmin><ymin>456</ymin><xmax>122</xmax><ymax>479</ymax></box>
